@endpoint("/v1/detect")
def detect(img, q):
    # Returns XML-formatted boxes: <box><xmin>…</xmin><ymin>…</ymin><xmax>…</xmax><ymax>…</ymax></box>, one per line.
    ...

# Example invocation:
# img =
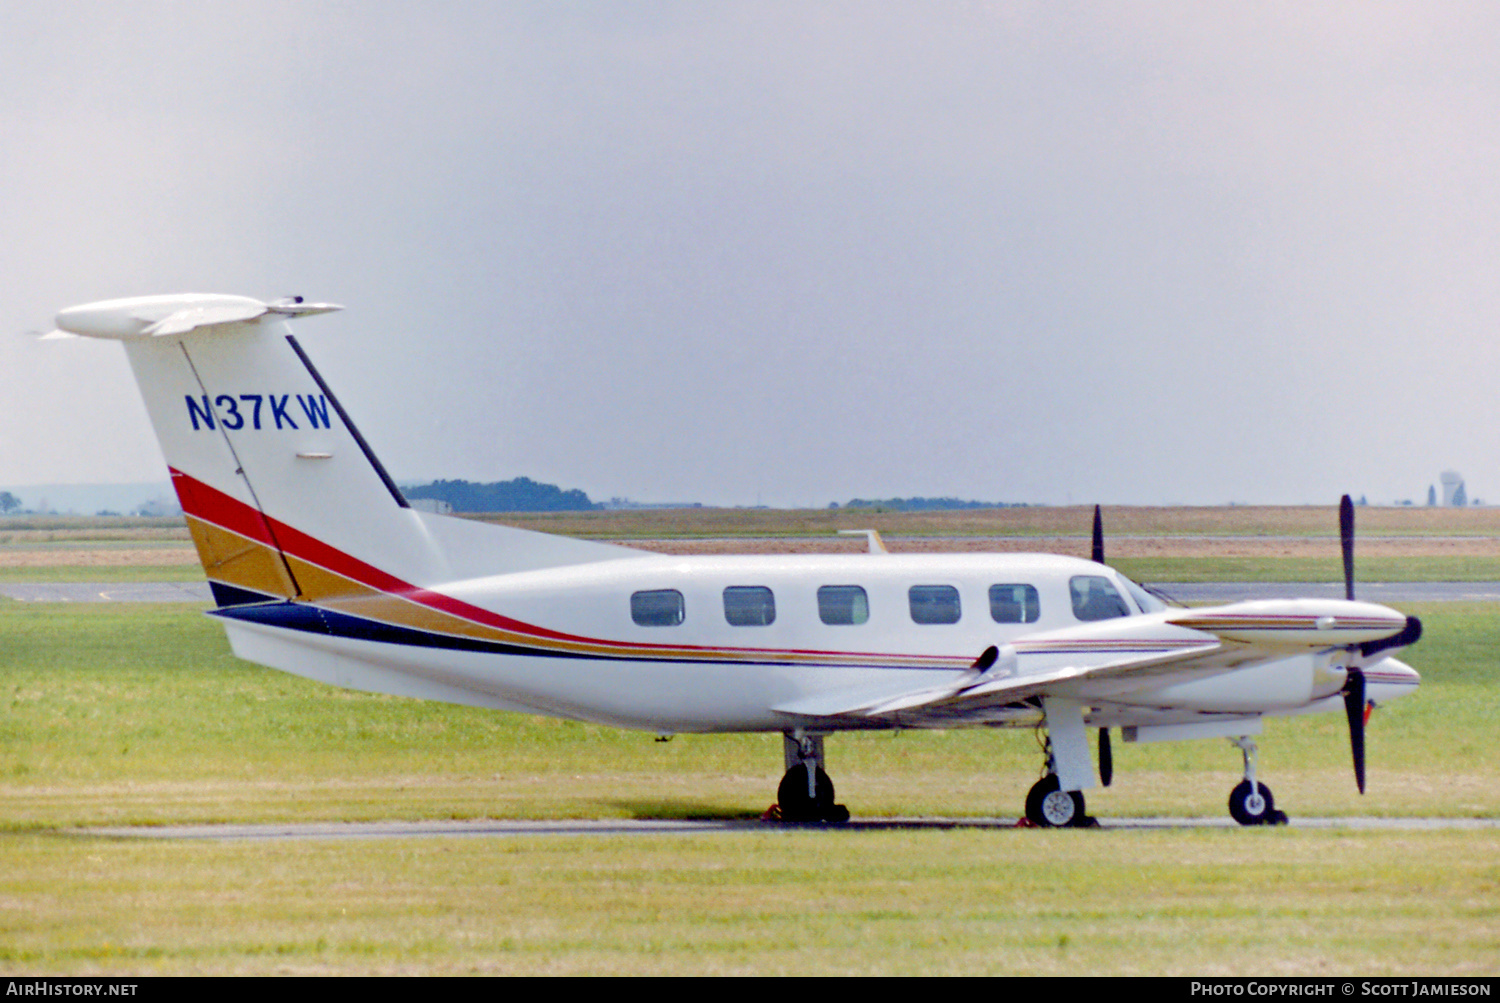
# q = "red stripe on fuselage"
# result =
<box><xmin>166</xmin><ymin>468</ymin><xmax>965</xmax><ymax>667</ymax></box>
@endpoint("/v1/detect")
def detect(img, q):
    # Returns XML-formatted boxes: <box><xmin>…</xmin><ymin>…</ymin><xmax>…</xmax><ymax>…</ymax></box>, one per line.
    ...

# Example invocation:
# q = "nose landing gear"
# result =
<box><xmin>1228</xmin><ymin>736</ymin><xmax>1288</xmax><ymax>826</ymax></box>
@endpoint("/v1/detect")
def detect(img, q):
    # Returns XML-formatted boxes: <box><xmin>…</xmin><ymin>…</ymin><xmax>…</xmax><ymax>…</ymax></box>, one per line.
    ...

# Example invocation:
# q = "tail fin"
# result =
<box><xmin>56</xmin><ymin>294</ymin><xmax>636</xmax><ymax>607</ymax></box>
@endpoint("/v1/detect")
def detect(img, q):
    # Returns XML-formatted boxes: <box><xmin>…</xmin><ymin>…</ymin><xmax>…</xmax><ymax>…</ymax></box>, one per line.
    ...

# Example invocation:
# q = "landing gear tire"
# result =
<box><xmin>776</xmin><ymin>766</ymin><xmax>847</xmax><ymax>824</ymax></box>
<box><xmin>1228</xmin><ymin>780</ymin><xmax>1285</xmax><ymax>826</ymax></box>
<box><xmin>1024</xmin><ymin>775</ymin><xmax>1091</xmax><ymax>828</ymax></box>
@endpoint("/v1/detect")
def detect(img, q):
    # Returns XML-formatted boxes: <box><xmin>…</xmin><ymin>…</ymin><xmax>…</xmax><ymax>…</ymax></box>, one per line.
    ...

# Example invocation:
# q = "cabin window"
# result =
<box><xmin>631</xmin><ymin>589</ymin><xmax>685</xmax><ymax>627</ymax></box>
<box><xmin>989</xmin><ymin>583</ymin><xmax>1041</xmax><ymax>624</ymax></box>
<box><xmin>1069</xmin><ymin>575</ymin><xmax>1130</xmax><ymax>622</ymax></box>
<box><xmin>908</xmin><ymin>585</ymin><xmax>961</xmax><ymax>625</ymax></box>
<box><xmin>723</xmin><ymin>586</ymin><xmax>776</xmax><ymax>626</ymax></box>
<box><xmin>817</xmin><ymin>585</ymin><xmax>869</xmax><ymax>625</ymax></box>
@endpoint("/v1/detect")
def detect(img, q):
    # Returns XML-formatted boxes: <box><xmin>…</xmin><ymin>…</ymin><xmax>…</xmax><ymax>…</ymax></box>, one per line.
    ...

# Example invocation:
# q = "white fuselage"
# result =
<box><xmin>214</xmin><ymin>548</ymin><xmax>1419</xmax><ymax>734</ymax></box>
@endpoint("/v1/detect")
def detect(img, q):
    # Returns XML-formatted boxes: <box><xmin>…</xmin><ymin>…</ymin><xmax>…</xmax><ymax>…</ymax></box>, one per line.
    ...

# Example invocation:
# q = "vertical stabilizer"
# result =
<box><xmin>54</xmin><ymin>294</ymin><xmax>640</xmax><ymax>607</ymax></box>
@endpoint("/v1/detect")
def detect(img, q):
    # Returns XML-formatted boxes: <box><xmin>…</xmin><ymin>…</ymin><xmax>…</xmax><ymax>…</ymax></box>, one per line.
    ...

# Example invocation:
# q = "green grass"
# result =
<box><xmin>0</xmin><ymin>602</ymin><xmax>1494</xmax><ymax>827</ymax></box>
<box><xmin>0</xmin><ymin>600</ymin><xmax>1487</xmax><ymax>830</ymax></box>
<box><xmin>3</xmin><ymin>829</ymin><xmax>1495</xmax><ymax>975</ymax></box>
<box><xmin>0</xmin><ymin>601</ymin><xmax>1495</xmax><ymax>974</ymax></box>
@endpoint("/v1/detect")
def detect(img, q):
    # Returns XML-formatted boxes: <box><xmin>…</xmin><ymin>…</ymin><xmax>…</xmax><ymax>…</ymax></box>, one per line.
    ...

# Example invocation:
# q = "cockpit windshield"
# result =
<box><xmin>1070</xmin><ymin>573</ymin><xmax>1170</xmax><ymax>620</ymax></box>
<box><xmin>1070</xmin><ymin>575</ymin><xmax>1131</xmax><ymax>621</ymax></box>
<box><xmin>1120</xmin><ymin>576</ymin><xmax>1169</xmax><ymax>613</ymax></box>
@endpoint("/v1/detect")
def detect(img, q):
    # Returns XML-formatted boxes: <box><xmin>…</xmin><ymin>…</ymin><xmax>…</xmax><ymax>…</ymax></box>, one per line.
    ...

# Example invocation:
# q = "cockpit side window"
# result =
<box><xmin>1069</xmin><ymin>575</ymin><xmax>1130</xmax><ymax>622</ymax></box>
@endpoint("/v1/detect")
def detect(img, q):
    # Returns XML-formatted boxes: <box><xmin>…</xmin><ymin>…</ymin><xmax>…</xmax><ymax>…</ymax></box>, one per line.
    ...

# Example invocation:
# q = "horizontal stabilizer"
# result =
<box><xmin>54</xmin><ymin>294</ymin><xmax>343</xmax><ymax>341</ymax></box>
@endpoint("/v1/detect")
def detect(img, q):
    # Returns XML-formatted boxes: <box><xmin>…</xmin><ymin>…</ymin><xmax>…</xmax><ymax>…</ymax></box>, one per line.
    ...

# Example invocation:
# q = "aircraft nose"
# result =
<box><xmin>1364</xmin><ymin>656</ymin><xmax>1420</xmax><ymax>702</ymax></box>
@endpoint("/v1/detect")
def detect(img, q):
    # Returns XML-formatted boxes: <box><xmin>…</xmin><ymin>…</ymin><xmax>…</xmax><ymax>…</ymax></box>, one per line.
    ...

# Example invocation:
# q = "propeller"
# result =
<box><xmin>1343</xmin><ymin>659</ymin><xmax>1368</xmax><ymax>794</ymax></box>
<box><xmin>1340</xmin><ymin>494</ymin><xmax>1356</xmax><ymax>601</ymax></box>
<box><xmin>1338</xmin><ymin>494</ymin><xmax>1367</xmax><ymax>793</ymax></box>
<box><xmin>1089</xmin><ymin>508</ymin><xmax>1113</xmax><ymax>786</ymax></box>
<box><xmin>1092</xmin><ymin>504</ymin><xmax>1105</xmax><ymax>564</ymax></box>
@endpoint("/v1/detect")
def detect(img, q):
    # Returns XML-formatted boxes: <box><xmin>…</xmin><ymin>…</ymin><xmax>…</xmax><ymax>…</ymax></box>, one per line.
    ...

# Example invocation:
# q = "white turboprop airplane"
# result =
<box><xmin>50</xmin><ymin>293</ymin><xmax>1423</xmax><ymax>827</ymax></box>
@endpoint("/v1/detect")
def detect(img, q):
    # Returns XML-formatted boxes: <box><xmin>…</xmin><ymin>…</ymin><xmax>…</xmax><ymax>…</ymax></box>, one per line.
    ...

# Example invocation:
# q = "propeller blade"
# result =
<box><xmin>970</xmin><ymin>645</ymin><xmax>999</xmax><ymax>673</ymax></box>
<box><xmin>1098</xmin><ymin>727</ymin><xmax>1113</xmax><ymax>787</ymax></box>
<box><xmin>1339</xmin><ymin>494</ymin><xmax>1356</xmax><ymax>601</ymax></box>
<box><xmin>1092</xmin><ymin>505</ymin><xmax>1105</xmax><ymax>565</ymax></box>
<box><xmin>1343</xmin><ymin>666</ymin><xmax>1367</xmax><ymax>794</ymax></box>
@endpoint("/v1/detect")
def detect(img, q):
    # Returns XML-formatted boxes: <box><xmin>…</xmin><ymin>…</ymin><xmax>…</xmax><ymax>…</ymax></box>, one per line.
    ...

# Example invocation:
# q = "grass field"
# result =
<box><xmin>5</xmin><ymin>828</ymin><xmax>1493</xmax><ymax>975</ymax></box>
<box><xmin>1</xmin><ymin>596</ymin><xmax>1496</xmax><ymax>974</ymax></box>
<box><xmin>2</xmin><ymin>509</ymin><xmax>1497</xmax><ymax>974</ymax></box>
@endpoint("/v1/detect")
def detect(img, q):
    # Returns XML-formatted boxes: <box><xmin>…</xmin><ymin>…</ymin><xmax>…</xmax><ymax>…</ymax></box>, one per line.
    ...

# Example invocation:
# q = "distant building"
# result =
<box><xmin>135</xmin><ymin>497</ymin><xmax>181</xmax><ymax>517</ymax></box>
<box><xmin>1440</xmin><ymin>471</ymin><xmax>1467</xmax><ymax>507</ymax></box>
<box><xmin>602</xmin><ymin>497</ymin><xmax>704</xmax><ymax>510</ymax></box>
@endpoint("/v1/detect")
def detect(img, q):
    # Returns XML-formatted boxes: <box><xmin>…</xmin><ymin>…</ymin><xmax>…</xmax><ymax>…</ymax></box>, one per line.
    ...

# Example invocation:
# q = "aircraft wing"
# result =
<box><xmin>772</xmin><ymin>637</ymin><xmax>1227</xmax><ymax>723</ymax></box>
<box><xmin>772</xmin><ymin>598</ymin><xmax>1413</xmax><ymax>725</ymax></box>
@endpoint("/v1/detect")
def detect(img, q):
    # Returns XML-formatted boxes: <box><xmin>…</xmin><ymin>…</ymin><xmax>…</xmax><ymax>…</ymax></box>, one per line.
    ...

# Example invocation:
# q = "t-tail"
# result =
<box><xmin>52</xmin><ymin>294</ymin><xmax>639</xmax><ymax>610</ymax></box>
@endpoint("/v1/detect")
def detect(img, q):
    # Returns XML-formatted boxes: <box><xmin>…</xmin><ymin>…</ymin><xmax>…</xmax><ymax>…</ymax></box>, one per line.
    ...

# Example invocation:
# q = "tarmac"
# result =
<box><xmin>71</xmin><ymin>815</ymin><xmax>1500</xmax><ymax>841</ymax></box>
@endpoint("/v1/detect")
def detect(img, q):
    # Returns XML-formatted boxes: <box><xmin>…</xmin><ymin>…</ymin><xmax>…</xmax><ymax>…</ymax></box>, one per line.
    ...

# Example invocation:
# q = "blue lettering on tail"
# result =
<box><xmin>241</xmin><ymin>395</ymin><xmax>264</xmax><ymax>429</ymax></box>
<box><xmin>215</xmin><ymin>395</ymin><xmax>244</xmax><ymax>430</ymax></box>
<box><xmin>186</xmin><ymin>395</ymin><xmax>215</xmax><ymax>430</ymax></box>
<box><xmin>297</xmin><ymin>394</ymin><xmax>331</xmax><ymax>429</ymax></box>
<box><xmin>269</xmin><ymin>395</ymin><xmax>298</xmax><ymax>429</ymax></box>
<box><xmin>186</xmin><ymin>392</ymin><xmax>332</xmax><ymax>431</ymax></box>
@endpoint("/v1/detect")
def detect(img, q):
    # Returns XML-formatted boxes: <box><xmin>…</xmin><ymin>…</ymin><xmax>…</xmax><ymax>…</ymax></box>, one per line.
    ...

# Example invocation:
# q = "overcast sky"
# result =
<box><xmin>3</xmin><ymin>2</ymin><xmax>1498</xmax><ymax>508</ymax></box>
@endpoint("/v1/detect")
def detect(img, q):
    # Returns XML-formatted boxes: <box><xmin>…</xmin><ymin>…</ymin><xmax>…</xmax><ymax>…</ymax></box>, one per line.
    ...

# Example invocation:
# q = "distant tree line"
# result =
<box><xmin>834</xmin><ymin>497</ymin><xmax>1027</xmax><ymax>512</ymax></box>
<box><xmin>403</xmin><ymin>478</ymin><xmax>600</xmax><ymax>513</ymax></box>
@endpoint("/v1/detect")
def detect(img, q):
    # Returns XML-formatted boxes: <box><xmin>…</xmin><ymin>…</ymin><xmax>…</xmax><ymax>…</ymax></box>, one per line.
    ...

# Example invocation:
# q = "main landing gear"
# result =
<box><xmin>774</xmin><ymin>731</ymin><xmax>849</xmax><ymax>824</ymax></box>
<box><xmin>1228</xmin><ymin>736</ymin><xmax>1288</xmax><ymax>826</ymax></box>
<box><xmin>1023</xmin><ymin>733</ymin><xmax>1097</xmax><ymax>828</ymax></box>
<box><xmin>1024</xmin><ymin>774</ymin><xmax>1090</xmax><ymax>827</ymax></box>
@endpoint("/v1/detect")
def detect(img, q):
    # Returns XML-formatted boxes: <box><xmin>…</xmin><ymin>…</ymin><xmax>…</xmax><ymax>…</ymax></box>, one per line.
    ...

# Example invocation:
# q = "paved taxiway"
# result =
<box><xmin>0</xmin><ymin>582</ymin><xmax>216</xmax><ymax>602</ymax></box>
<box><xmin>73</xmin><ymin>817</ymin><xmax>1500</xmax><ymax>841</ymax></box>
<box><xmin>7</xmin><ymin>581</ymin><xmax>1500</xmax><ymax>603</ymax></box>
